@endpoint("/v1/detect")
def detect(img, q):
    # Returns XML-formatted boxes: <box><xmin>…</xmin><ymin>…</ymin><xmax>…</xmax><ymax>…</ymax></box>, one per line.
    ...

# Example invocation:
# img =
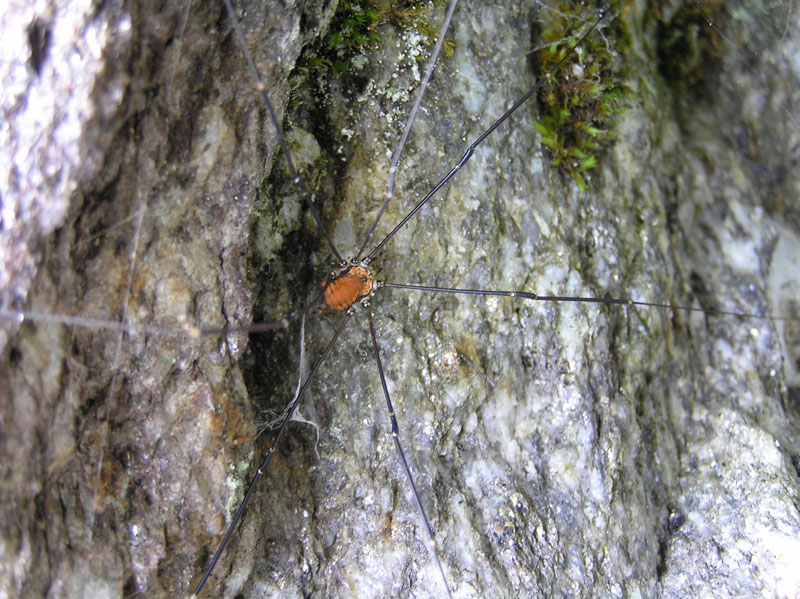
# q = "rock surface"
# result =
<box><xmin>1</xmin><ymin>1</ymin><xmax>798</xmax><ymax>598</ymax></box>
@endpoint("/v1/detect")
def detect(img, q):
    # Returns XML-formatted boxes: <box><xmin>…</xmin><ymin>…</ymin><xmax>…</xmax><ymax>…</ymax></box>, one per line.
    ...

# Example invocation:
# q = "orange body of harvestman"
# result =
<box><xmin>322</xmin><ymin>263</ymin><xmax>376</xmax><ymax>312</ymax></box>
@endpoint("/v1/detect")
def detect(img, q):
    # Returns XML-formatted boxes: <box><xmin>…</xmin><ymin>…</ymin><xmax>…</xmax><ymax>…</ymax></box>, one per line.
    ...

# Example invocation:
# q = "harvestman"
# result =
<box><xmin>191</xmin><ymin>0</ymin><xmax>799</xmax><ymax>596</ymax></box>
<box><xmin>1</xmin><ymin>0</ymin><xmax>798</xmax><ymax>597</ymax></box>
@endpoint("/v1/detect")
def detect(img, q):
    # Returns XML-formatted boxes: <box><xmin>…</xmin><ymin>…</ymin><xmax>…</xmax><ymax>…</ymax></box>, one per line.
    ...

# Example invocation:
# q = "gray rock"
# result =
<box><xmin>1</xmin><ymin>1</ymin><xmax>798</xmax><ymax>598</ymax></box>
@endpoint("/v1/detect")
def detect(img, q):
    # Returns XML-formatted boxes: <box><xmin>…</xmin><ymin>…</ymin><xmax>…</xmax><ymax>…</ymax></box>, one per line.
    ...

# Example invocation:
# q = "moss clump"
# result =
<box><xmin>295</xmin><ymin>1</ymin><xmax>452</xmax><ymax>81</ymax></box>
<box><xmin>532</xmin><ymin>1</ymin><xmax>633</xmax><ymax>192</ymax></box>
<box><xmin>325</xmin><ymin>1</ymin><xmax>383</xmax><ymax>73</ymax></box>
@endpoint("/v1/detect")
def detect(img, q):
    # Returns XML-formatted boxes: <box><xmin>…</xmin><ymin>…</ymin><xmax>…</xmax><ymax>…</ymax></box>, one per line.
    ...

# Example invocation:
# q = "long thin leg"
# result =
<box><xmin>91</xmin><ymin>196</ymin><xmax>146</xmax><ymax>530</ymax></box>
<box><xmin>221</xmin><ymin>0</ymin><xmax>343</xmax><ymax>263</ymax></box>
<box><xmin>191</xmin><ymin>312</ymin><xmax>352</xmax><ymax>598</ymax></box>
<box><xmin>355</xmin><ymin>0</ymin><xmax>461</xmax><ymax>261</ymax></box>
<box><xmin>381</xmin><ymin>282</ymin><xmax>798</xmax><ymax>322</ymax></box>
<box><xmin>200</xmin><ymin>288</ymin><xmax>326</xmax><ymax>336</ymax></box>
<box><xmin>366</xmin><ymin>306</ymin><xmax>453</xmax><ymax>599</ymax></box>
<box><xmin>0</xmin><ymin>288</ymin><xmax>327</xmax><ymax>339</ymax></box>
<box><xmin>367</xmin><ymin>11</ymin><xmax>607</xmax><ymax>261</ymax></box>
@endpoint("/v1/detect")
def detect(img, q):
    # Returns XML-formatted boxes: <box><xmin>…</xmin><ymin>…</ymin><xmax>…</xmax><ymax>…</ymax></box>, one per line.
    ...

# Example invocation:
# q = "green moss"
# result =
<box><xmin>532</xmin><ymin>1</ymin><xmax>633</xmax><ymax>192</ymax></box>
<box><xmin>326</xmin><ymin>2</ymin><xmax>382</xmax><ymax>73</ymax></box>
<box><xmin>290</xmin><ymin>1</ymin><xmax>452</xmax><ymax>91</ymax></box>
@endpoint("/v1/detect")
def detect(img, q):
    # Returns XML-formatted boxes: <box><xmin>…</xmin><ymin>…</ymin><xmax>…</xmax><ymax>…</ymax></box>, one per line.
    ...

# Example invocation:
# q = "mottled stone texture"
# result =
<box><xmin>1</xmin><ymin>1</ymin><xmax>798</xmax><ymax>599</ymax></box>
